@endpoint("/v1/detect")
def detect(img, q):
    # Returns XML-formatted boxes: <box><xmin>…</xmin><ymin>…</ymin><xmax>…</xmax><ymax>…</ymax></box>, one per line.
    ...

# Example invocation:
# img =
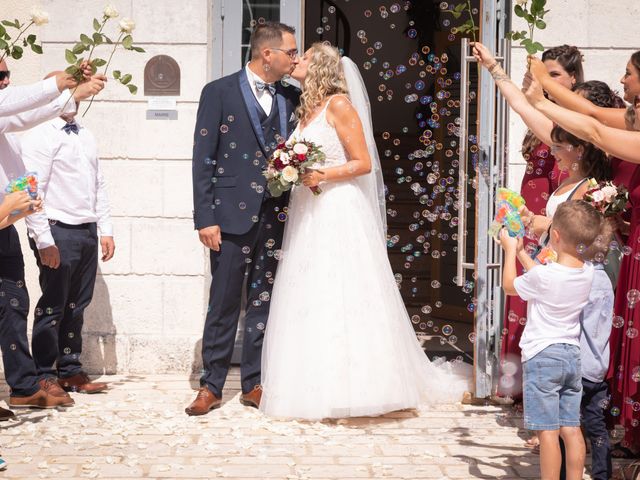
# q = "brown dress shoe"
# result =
<box><xmin>0</xmin><ymin>406</ymin><xmax>15</xmax><ymax>421</ymax></box>
<box><xmin>59</xmin><ymin>372</ymin><xmax>108</xmax><ymax>394</ymax></box>
<box><xmin>240</xmin><ymin>385</ymin><xmax>262</xmax><ymax>409</ymax></box>
<box><xmin>185</xmin><ymin>387</ymin><xmax>221</xmax><ymax>416</ymax></box>
<box><xmin>9</xmin><ymin>389</ymin><xmax>74</xmax><ymax>408</ymax></box>
<box><xmin>39</xmin><ymin>377</ymin><xmax>73</xmax><ymax>400</ymax></box>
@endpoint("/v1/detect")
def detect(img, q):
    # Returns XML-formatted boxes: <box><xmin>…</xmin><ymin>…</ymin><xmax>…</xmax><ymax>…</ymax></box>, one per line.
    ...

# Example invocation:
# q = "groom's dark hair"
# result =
<box><xmin>250</xmin><ymin>22</ymin><xmax>296</xmax><ymax>58</ymax></box>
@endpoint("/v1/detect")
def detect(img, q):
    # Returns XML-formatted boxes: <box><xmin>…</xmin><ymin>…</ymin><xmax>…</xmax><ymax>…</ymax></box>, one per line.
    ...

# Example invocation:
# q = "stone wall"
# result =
<box><xmin>4</xmin><ymin>0</ymin><xmax>212</xmax><ymax>374</ymax></box>
<box><xmin>507</xmin><ymin>0</ymin><xmax>640</xmax><ymax>189</ymax></box>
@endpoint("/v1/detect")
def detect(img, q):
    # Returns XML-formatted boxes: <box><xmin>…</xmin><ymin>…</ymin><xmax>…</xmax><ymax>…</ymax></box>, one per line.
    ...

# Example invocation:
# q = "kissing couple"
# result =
<box><xmin>188</xmin><ymin>21</ymin><xmax>471</xmax><ymax>420</ymax></box>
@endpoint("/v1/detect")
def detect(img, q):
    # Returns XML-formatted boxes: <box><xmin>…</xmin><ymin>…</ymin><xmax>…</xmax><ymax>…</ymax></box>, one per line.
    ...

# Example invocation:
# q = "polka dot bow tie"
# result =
<box><xmin>255</xmin><ymin>80</ymin><xmax>276</xmax><ymax>96</ymax></box>
<box><xmin>62</xmin><ymin>122</ymin><xmax>79</xmax><ymax>135</ymax></box>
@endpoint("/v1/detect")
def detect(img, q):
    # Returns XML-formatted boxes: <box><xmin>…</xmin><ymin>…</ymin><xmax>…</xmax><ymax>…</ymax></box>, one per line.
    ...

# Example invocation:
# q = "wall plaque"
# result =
<box><xmin>144</xmin><ymin>55</ymin><xmax>181</xmax><ymax>96</ymax></box>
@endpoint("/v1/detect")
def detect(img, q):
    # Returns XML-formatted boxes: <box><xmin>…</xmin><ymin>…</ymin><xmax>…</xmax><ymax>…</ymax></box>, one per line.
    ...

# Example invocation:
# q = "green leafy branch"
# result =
<box><xmin>63</xmin><ymin>8</ymin><xmax>145</xmax><ymax>116</ymax></box>
<box><xmin>81</xmin><ymin>20</ymin><xmax>144</xmax><ymax>116</ymax></box>
<box><xmin>507</xmin><ymin>0</ymin><xmax>549</xmax><ymax>55</ymax></box>
<box><xmin>0</xmin><ymin>8</ymin><xmax>48</xmax><ymax>62</ymax></box>
<box><xmin>444</xmin><ymin>1</ymin><xmax>478</xmax><ymax>43</ymax></box>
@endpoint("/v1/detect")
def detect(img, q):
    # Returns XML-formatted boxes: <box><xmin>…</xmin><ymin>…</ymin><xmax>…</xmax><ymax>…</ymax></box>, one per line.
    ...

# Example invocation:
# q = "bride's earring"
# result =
<box><xmin>263</xmin><ymin>63</ymin><xmax>271</xmax><ymax>72</ymax></box>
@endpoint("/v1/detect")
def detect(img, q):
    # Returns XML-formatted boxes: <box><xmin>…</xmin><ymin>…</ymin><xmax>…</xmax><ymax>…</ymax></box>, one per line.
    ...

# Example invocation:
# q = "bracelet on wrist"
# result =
<box><xmin>487</xmin><ymin>61</ymin><xmax>500</xmax><ymax>72</ymax></box>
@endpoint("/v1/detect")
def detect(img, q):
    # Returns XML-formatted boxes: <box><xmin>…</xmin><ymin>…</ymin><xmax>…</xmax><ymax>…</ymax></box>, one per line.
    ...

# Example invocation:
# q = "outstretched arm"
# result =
<box><xmin>472</xmin><ymin>42</ymin><xmax>554</xmax><ymax>146</ymax></box>
<box><xmin>524</xmin><ymin>73</ymin><xmax>640</xmax><ymax>164</ymax></box>
<box><xmin>529</xmin><ymin>56</ymin><xmax>627</xmax><ymax>129</ymax></box>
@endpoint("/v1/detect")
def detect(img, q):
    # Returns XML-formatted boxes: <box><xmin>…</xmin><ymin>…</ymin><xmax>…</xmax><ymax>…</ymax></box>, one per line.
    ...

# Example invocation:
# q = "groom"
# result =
<box><xmin>187</xmin><ymin>22</ymin><xmax>300</xmax><ymax>415</ymax></box>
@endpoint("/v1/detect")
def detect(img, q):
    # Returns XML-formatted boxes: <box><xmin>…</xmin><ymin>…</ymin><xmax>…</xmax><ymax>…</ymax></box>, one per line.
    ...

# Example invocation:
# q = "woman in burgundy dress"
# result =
<box><xmin>526</xmin><ymin>55</ymin><xmax>640</xmax><ymax>477</ymax></box>
<box><xmin>473</xmin><ymin>43</ymin><xmax>584</xmax><ymax>403</ymax></box>
<box><xmin>530</xmin><ymin>53</ymin><xmax>640</xmax><ymax>462</ymax></box>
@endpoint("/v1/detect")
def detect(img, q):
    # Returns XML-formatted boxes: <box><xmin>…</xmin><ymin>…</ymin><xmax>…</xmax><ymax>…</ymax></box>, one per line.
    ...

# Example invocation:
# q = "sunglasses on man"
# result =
<box><xmin>0</xmin><ymin>71</ymin><xmax>10</xmax><ymax>81</ymax></box>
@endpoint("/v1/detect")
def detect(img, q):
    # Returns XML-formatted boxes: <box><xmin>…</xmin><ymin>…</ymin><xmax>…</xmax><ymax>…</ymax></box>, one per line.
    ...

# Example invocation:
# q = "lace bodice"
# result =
<box><xmin>291</xmin><ymin>96</ymin><xmax>349</xmax><ymax>168</ymax></box>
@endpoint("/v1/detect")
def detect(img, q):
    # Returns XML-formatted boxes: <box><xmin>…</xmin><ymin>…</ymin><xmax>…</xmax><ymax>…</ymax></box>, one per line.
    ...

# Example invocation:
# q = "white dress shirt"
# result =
<box><xmin>0</xmin><ymin>88</ymin><xmax>76</xmax><ymax>229</ymax></box>
<box><xmin>0</xmin><ymin>77</ymin><xmax>62</xmax><ymax>117</ymax></box>
<box><xmin>245</xmin><ymin>63</ymin><xmax>274</xmax><ymax>115</ymax></box>
<box><xmin>21</xmin><ymin>117</ymin><xmax>113</xmax><ymax>249</ymax></box>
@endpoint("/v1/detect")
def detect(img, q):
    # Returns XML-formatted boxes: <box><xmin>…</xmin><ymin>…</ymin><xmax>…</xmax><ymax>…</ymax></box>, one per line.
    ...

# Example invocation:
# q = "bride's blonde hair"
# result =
<box><xmin>296</xmin><ymin>42</ymin><xmax>348</xmax><ymax>124</ymax></box>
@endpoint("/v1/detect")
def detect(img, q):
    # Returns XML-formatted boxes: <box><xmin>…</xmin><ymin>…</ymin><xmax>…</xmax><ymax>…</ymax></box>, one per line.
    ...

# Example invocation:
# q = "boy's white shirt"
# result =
<box><xmin>514</xmin><ymin>261</ymin><xmax>595</xmax><ymax>361</ymax></box>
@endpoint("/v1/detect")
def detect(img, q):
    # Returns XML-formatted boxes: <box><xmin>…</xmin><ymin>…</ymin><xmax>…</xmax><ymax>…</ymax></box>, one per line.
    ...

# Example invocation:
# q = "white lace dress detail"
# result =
<box><xmin>260</xmin><ymin>97</ymin><xmax>471</xmax><ymax>420</ymax></box>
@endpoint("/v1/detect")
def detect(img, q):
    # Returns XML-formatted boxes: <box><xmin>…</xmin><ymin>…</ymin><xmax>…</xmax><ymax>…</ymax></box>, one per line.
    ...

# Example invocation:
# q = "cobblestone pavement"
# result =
<box><xmin>0</xmin><ymin>369</ymin><xmax>612</xmax><ymax>479</ymax></box>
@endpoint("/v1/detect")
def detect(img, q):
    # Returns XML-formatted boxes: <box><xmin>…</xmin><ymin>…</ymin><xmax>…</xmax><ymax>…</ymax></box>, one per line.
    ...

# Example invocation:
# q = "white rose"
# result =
<box><xmin>103</xmin><ymin>4</ymin><xmax>119</xmax><ymax>18</ymax></box>
<box><xmin>601</xmin><ymin>185</ymin><xmax>617</xmax><ymax>201</ymax></box>
<box><xmin>273</xmin><ymin>149</ymin><xmax>281</xmax><ymax>158</ymax></box>
<box><xmin>591</xmin><ymin>190</ymin><xmax>605</xmax><ymax>203</ymax></box>
<box><xmin>293</xmin><ymin>143</ymin><xmax>309</xmax><ymax>155</ymax></box>
<box><xmin>119</xmin><ymin>18</ymin><xmax>135</xmax><ymax>33</ymax></box>
<box><xmin>30</xmin><ymin>7</ymin><xmax>49</xmax><ymax>26</ymax></box>
<box><xmin>279</xmin><ymin>152</ymin><xmax>290</xmax><ymax>164</ymax></box>
<box><xmin>281</xmin><ymin>166</ymin><xmax>299</xmax><ymax>183</ymax></box>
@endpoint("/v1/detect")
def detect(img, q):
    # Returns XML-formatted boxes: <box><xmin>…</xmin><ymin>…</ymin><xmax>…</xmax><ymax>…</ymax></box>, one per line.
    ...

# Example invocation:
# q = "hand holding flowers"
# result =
<box><xmin>64</xmin><ymin>4</ymin><xmax>145</xmax><ymax>115</ymax></box>
<box><xmin>263</xmin><ymin>138</ymin><xmax>326</xmax><ymax>196</ymax></box>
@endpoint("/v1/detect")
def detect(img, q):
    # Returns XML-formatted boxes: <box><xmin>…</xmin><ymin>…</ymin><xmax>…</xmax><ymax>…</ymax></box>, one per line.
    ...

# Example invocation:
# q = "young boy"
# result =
<box><xmin>500</xmin><ymin>200</ymin><xmax>605</xmax><ymax>480</ymax></box>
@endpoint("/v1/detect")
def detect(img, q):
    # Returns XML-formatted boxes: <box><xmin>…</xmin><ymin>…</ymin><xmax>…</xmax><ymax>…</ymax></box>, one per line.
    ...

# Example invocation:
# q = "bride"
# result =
<box><xmin>260</xmin><ymin>42</ymin><xmax>471</xmax><ymax>420</ymax></box>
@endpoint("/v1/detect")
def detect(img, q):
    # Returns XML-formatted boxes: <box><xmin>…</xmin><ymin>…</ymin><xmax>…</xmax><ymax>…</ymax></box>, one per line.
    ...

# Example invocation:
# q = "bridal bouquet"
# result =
<box><xmin>583</xmin><ymin>179</ymin><xmax>629</xmax><ymax>217</ymax></box>
<box><xmin>263</xmin><ymin>138</ymin><xmax>326</xmax><ymax>197</ymax></box>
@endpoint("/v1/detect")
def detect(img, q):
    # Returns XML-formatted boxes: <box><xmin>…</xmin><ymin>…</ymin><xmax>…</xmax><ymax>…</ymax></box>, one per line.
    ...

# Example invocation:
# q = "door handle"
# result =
<box><xmin>456</xmin><ymin>38</ymin><xmax>477</xmax><ymax>287</ymax></box>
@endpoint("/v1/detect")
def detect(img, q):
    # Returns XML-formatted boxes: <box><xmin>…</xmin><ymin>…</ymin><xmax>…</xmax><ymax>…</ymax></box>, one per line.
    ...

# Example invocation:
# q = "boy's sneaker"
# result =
<box><xmin>9</xmin><ymin>389</ymin><xmax>74</xmax><ymax>409</ymax></box>
<box><xmin>0</xmin><ymin>457</ymin><xmax>7</xmax><ymax>470</ymax></box>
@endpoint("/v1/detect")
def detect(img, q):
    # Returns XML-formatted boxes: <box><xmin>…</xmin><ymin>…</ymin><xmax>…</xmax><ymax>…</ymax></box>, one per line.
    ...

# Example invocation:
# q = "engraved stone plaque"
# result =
<box><xmin>144</xmin><ymin>55</ymin><xmax>180</xmax><ymax>96</ymax></box>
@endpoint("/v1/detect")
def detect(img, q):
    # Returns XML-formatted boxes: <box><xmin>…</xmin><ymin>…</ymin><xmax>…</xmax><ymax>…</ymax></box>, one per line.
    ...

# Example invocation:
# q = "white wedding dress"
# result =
<box><xmin>260</xmin><ymin>96</ymin><xmax>471</xmax><ymax>420</ymax></box>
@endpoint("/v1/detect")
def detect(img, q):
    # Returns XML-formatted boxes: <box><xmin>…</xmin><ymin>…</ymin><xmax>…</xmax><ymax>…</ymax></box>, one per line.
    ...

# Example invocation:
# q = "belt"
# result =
<box><xmin>48</xmin><ymin>220</ymin><xmax>95</xmax><ymax>229</ymax></box>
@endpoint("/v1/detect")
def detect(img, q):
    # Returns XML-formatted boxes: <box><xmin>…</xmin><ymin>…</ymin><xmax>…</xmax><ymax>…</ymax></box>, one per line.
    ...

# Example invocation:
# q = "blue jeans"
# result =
<box><xmin>523</xmin><ymin>343</ymin><xmax>582</xmax><ymax>430</ymax></box>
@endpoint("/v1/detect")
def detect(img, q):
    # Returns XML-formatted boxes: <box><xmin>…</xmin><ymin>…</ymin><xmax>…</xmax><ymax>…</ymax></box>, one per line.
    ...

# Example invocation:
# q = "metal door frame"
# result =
<box><xmin>457</xmin><ymin>0</ymin><xmax>511</xmax><ymax>398</ymax></box>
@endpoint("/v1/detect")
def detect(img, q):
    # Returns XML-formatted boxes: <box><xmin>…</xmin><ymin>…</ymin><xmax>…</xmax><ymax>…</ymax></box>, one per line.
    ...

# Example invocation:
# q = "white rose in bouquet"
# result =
<box><xmin>279</xmin><ymin>152</ymin><xmax>290</xmax><ymax>165</ymax></box>
<box><xmin>293</xmin><ymin>143</ymin><xmax>309</xmax><ymax>155</ymax></box>
<box><xmin>104</xmin><ymin>4</ymin><xmax>119</xmax><ymax>18</ymax></box>
<box><xmin>30</xmin><ymin>7</ymin><xmax>49</xmax><ymax>26</ymax></box>
<box><xmin>281</xmin><ymin>165</ymin><xmax>299</xmax><ymax>183</ymax></box>
<box><xmin>601</xmin><ymin>185</ymin><xmax>618</xmax><ymax>202</ymax></box>
<box><xmin>591</xmin><ymin>190</ymin><xmax>605</xmax><ymax>203</ymax></box>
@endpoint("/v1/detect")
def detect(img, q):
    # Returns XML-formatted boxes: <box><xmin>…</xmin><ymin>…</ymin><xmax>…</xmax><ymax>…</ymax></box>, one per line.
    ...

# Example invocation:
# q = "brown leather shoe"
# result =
<box><xmin>0</xmin><ymin>406</ymin><xmax>15</xmax><ymax>421</ymax></box>
<box><xmin>9</xmin><ymin>388</ymin><xmax>74</xmax><ymax>408</ymax></box>
<box><xmin>240</xmin><ymin>385</ymin><xmax>262</xmax><ymax>409</ymax></box>
<box><xmin>39</xmin><ymin>377</ymin><xmax>73</xmax><ymax>400</ymax></box>
<box><xmin>185</xmin><ymin>387</ymin><xmax>221</xmax><ymax>416</ymax></box>
<box><xmin>59</xmin><ymin>372</ymin><xmax>108</xmax><ymax>394</ymax></box>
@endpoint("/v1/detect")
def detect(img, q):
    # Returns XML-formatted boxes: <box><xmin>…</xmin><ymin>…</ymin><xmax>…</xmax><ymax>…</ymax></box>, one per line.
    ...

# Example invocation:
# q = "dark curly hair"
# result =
<box><xmin>542</xmin><ymin>45</ymin><xmax>585</xmax><ymax>84</ymax></box>
<box><xmin>550</xmin><ymin>126</ymin><xmax>610</xmax><ymax>182</ymax></box>
<box><xmin>522</xmin><ymin>45</ymin><xmax>585</xmax><ymax>156</ymax></box>
<box><xmin>573</xmin><ymin>80</ymin><xmax>626</xmax><ymax>109</ymax></box>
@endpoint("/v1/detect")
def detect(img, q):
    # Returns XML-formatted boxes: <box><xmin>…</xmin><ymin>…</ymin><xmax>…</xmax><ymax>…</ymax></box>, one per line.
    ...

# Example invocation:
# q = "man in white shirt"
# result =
<box><xmin>21</xmin><ymin>101</ymin><xmax>114</xmax><ymax>396</ymax></box>
<box><xmin>0</xmin><ymin>62</ymin><xmax>106</xmax><ymax>411</ymax></box>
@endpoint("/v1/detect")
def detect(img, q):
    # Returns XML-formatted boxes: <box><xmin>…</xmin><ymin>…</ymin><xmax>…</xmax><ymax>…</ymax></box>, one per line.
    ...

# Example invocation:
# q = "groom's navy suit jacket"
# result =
<box><xmin>192</xmin><ymin>69</ymin><xmax>300</xmax><ymax>235</ymax></box>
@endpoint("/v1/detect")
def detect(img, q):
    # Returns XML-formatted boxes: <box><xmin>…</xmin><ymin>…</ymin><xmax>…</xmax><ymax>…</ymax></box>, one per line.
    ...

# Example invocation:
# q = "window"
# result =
<box><xmin>241</xmin><ymin>0</ymin><xmax>280</xmax><ymax>65</ymax></box>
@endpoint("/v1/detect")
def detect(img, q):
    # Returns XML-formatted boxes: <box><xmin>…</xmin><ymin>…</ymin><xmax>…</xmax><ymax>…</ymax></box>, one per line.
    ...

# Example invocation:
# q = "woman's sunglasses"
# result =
<box><xmin>0</xmin><ymin>71</ymin><xmax>10</xmax><ymax>81</ymax></box>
